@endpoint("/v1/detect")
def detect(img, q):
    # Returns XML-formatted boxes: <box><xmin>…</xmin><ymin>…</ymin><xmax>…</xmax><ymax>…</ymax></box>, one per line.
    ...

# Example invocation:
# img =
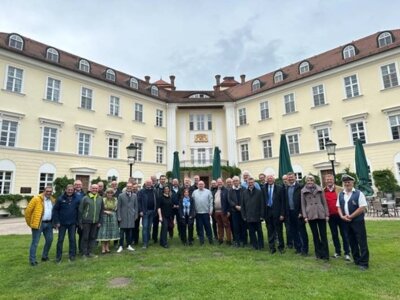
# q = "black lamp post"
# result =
<box><xmin>325</xmin><ymin>140</ymin><xmax>337</xmax><ymax>179</ymax></box>
<box><xmin>126</xmin><ymin>143</ymin><xmax>138</xmax><ymax>178</ymax></box>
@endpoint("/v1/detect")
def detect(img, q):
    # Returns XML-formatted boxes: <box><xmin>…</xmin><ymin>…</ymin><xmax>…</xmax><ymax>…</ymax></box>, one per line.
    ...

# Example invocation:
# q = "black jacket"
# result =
<box><xmin>284</xmin><ymin>183</ymin><xmax>303</xmax><ymax>216</ymax></box>
<box><xmin>261</xmin><ymin>184</ymin><xmax>285</xmax><ymax>218</ymax></box>
<box><xmin>228</xmin><ymin>187</ymin><xmax>244</xmax><ymax>213</ymax></box>
<box><xmin>241</xmin><ymin>187</ymin><xmax>265</xmax><ymax>222</ymax></box>
<box><xmin>211</xmin><ymin>186</ymin><xmax>230</xmax><ymax>214</ymax></box>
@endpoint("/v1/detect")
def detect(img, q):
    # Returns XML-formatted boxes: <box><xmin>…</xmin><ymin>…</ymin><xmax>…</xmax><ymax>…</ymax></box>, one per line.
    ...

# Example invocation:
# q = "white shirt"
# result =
<box><xmin>336</xmin><ymin>188</ymin><xmax>367</xmax><ymax>215</ymax></box>
<box><xmin>43</xmin><ymin>197</ymin><xmax>53</xmax><ymax>221</ymax></box>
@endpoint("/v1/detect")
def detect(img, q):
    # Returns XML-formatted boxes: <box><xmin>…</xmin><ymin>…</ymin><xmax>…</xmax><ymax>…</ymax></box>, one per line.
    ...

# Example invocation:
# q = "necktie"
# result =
<box><xmin>268</xmin><ymin>185</ymin><xmax>273</xmax><ymax>207</ymax></box>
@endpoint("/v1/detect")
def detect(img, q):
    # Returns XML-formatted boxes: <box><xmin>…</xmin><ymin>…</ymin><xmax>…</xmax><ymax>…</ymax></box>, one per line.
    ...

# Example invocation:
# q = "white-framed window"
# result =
<box><xmin>287</xmin><ymin>133</ymin><xmax>300</xmax><ymax>155</ymax></box>
<box><xmin>106</xmin><ymin>69</ymin><xmax>116</xmax><ymax>81</ymax></box>
<box><xmin>38</xmin><ymin>173</ymin><xmax>54</xmax><ymax>193</ymax></box>
<box><xmin>78</xmin><ymin>132</ymin><xmax>91</xmax><ymax>155</ymax></box>
<box><xmin>238</xmin><ymin>108</ymin><xmax>247</xmax><ymax>125</ymax></box>
<box><xmin>389</xmin><ymin>114</ymin><xmax>400</xmax><ymax>140</ymax></box>
<box><xmin>344</xmin><ymin>74</ymin><xmax>360</xmax><ymax>98</ymax></box>
<box><xmin>156</xmin><ymin>109</ymin><xmax>163</xmax><ymax>127</ymax></box>
<box><xmin>197</xmin><ymin>148</ymin><xmax>206</xmax><ymax>165</ymax></box>
<box><xmin>312</xmin><ymin>84</ymin><xmax>325</xmax><ymax>106</ymax></box>
<box><xmin>46</xmin><ymin>77</ymin><xmax>61</xmax><ymax>102</ymax></box>
<box><xmin>196</xmin><ymin>115</ymin><xmax>205</xmax><ymax>130</ymax></box>
<box><xmin>151</xmin><ymin>85</ymin><xmax>159</xmax><ymax>96</ymax></box>
<box><xmin>343</xmin><ymin>45</ymin><xmax>356</xmax><ymax>59</ymax></box>
<box><xmin>260</xmin><ymin>101</ymin><xmax>269</xmax><ymax>120</ymax></box>
<box><xmin>189</xmin><ymin>114</ymin><xmax>212</xmax><ymax>131</ymax></box>
<box><xmin>156</xmin><ymin>146</ymin><xmax>163</xmax><ymax>163</ymax></box>
<box><xmin>349</xmin><ymin>121</ymin><xmax>366</xmax><ymax>144</ymax></box>
<box><xmin>262</xmin><ymin>139</ymin><xmax>272</xmax><ymax>158</ymax></box>
<box><xmin>0</xmin><ymin>171</ymin><xmax>13</xmax><ymax>194</ymax></box>
<box><xmin>189</xmin><ymin>93</ymin><xmax>210</xmax><ymax>98</ymax></box>
<box><xmin>80</xmin><ymin>87</ymin><xmax>93</xmax><ymax>110</ymax></box>
<box><xmin>295</xmin><ymin>172</ymin><xmax>303</xmax><ymax>183</ymax></box>
<box><xmin>316</xmin><ymin>128</ymin><xmax>330</xmax><ymax>150</ymax></box>
<box><xmin>252</xmin><ymin>79</ymin><xmax>261</xmax><ymax>91</ymax></box>
<box><xmin>381</xmin><ymin>63</ymin><xmax>399</xmax><ymax>89</ymax></box>
<box><xmin>106</xmin><ymin>169</ymin><xmax>119</xmax><ymax>182</ymax></box>
<box><xmin>6</xmin><ymin>66</ymin><xmax>23</xmax><ymax>93</ymax></box>
<box><xmin>130</xmin><ymin>78</ymin><xmax>139</xmax><ymax>89</ymax></box>
<box><xmin>42</xmin><ymin>126</ymin><xmax>57</xmax><ymax>152</ymax></box>
<box><xmin>79</xmin><ymin>59</ymin><xmax>90</xmax><ymax>73</ymax></box>
<box><xmin>284</xmin><ymin>93</ymin><xmax>295</xmax><ymax>114</ymax></box>
<box><xmin>0</xmin><ymin>120</ymin><xmax>18</xmax><ymax>147</ymax></box>
<box><xmin>240</xmin><ymin>144</ymin><xmax>249</xmax><ymax>162</ymax></box>
<box><xmin>108</xmin><ymin>137</ymin><xmax>119</xmax><ymax>159</ymax></box>
<box><xmin>378</xmin><ymin>32</ymin><xmax>393</xmax><ymax>48</ymax></box>
<box><xmin>109</xmin><ymin>96</ymin><xmax>120</xmax><ymax>116</ymax></box>
<box><xmin>274</xmin><ymin>71</ymin><xmax>283</xmax><ymax>83</ymax></box>
<box><xmin>8</xmin><ymin>34</ymin><xmax>23</xmax><ymax>50</ymax></box>
<box><xmin>299</xmin><ymin>61</ymin><xmax>310</xmax><ymax>74</ymax></box>
<box><xmin>46</xmin><ymin>48</ymin><xmax>59</xmax><ymax>62</ymax></box>
<box><xmin>134</xmin><ymin>103</ymin><xmax>143</xmax><ymax>122</ymax></box>
<box><xmin>135</xmin><ymin>142</ymin><xmax>143</xmax><ymax>161</ymax></box>
<box><xmin>207</xmin><ymin>114</ymin><xmax>212</xmax><ymax>130</ymax></box>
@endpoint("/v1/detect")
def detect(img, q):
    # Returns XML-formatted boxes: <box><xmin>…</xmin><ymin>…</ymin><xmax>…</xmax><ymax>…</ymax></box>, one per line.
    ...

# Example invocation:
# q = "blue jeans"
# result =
<box><xmin>29</xmin><ymin>221</ymin><xmax>53</xmax><ymax>263</ymax></box>
<box><xmin>142</xmin><ymin>210</ymin><xmax>155</xmax><ymax>246</ymax></box>
<box><xmin>56</xmin><ymin>224</ymin><xmax>76</xmax><ymax>260</ymax></box>
<box><xmin>195</xmin><ymin>213</ymin><xmax>213</xmax><ymax>244</ymax></box>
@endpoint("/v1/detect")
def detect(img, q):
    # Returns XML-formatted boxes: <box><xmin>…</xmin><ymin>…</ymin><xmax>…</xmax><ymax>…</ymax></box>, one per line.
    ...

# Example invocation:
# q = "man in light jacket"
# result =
<box><xmin>117</xmin><ymin>182</ymin><xmax>138</xmax><ymax>252</ymax></box>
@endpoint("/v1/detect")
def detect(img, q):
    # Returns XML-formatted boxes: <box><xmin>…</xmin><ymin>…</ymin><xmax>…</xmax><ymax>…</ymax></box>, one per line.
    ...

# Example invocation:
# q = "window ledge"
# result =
<box><xmin>342</xmin><ymin>94</ymin><xmax>363</xmax><ymax>101</ymax></box>
<box><xmin>107</xmin><ymin>114</ymin><xmax>122</xmax><ymax>118</ymax></box>
<box><xmin>133</xmin><ymin>120</ymin><xmax>145</xmax><ymax>125</ymax></box>
<box><xmin>1</xmin><ymin>89</ymin><xmax>25</xmax><ymax>96</ymax></box>
<box><xmin>43</xmin><ymin>99</ymin><xmax>62</xmax><ymax>105</ymax></box>
<box><xmin>311</xmin><ymin>103</ymin><xmax>329</xmax><ymax>109</ymax></box>
<box><xmin>258</xmin><ymin>118</ymin><xmax>271</xmax><ymax>123</ymax></box>
<box><xmin>283</xmin><ymin>111</ymin><xmax>298</xmax><ymax>116</ymax></box>
<box><xmin>237</xmin><ymin>123</ymin><xmax>249</xmax><ymax>128</ymax></box>
<box><xmin>77</xmin><ymin>107</ymin><xmax>95</xmax><ymax>112</ymax></box>
<box><xmin>380</xmin><ymin>85</ymin><xmax>400</xmax><ymax>92</ymax></box>
<box><xmin>154</xmin><ymin>125</ymin><xmax>164</xmax><ymax>128</ymax></box>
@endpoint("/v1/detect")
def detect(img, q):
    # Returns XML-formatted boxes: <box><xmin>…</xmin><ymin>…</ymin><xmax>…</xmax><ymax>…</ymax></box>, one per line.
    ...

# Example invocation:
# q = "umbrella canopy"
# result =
<box><xmin>355</xmin><ymin>139</ymin><xmax>374</xmax><ymax>196</ymax></box>
<box><xmin>278</xmin><ymin>134</ymin><xmax>294</xmax><ymax>179</ymax></box>
<box><xmin>212</xmin><ymin>146</ymin><xmax>221</xmax><ymax>180</ymax></box>
<box><xmin>172</xmin><ymin>151</ymin><xmax>180</xmax><ymax>180</ymax></box>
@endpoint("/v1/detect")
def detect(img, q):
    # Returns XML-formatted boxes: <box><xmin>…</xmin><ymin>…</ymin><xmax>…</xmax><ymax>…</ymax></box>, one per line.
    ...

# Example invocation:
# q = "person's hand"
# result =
<box><xmin>298</xmin><ymin>214</ymin><xmax>302</xmax><ymax>219</ymax></box>
<box><xmin>159</xmin><ymin>217</ymin><xmax>163</xmax><ymax>223</ymax></box>
<box><xmin>227</xmin><ymin>212</ymin><xmax>231</xmax><ymax>218</ymax></box>
<box><xmin>279</xmin><ymin>216</ymin><xmax>284</xmax><ymax>221</ymax></box>
<box><xmin>235</xmin><ymin>205</ymin><xmax>241</xmax><ymax>211</ymax></box>
<box><xmin>304</xmin><ymin>218</ymin><xmax>308</xmax><ymax>223</ymax></box>
<box><xmin>140</xmin><ymin>212</ymin><xmax>143</xmax><ymax>217</ymax></box>
<box><xmin>56</xmin><ymin>223</ymin><xmax>60</xmax><ymax>229</ymax></box>
<box><xmin>97</xmin><ymin>223</ymin><xmax>101</xmax><ymax>228</ymax></box>
<box><xmin>325</xmin><ymin>217</ymin><xmax>329</xmax><ymax>222</ymax></box>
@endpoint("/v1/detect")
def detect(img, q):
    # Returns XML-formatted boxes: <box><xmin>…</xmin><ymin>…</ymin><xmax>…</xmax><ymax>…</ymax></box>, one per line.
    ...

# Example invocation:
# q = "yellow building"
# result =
<box><xmin>0</xmin><ymin>29</ymin><xmax>399</xmax><ymax>193</ymax></box>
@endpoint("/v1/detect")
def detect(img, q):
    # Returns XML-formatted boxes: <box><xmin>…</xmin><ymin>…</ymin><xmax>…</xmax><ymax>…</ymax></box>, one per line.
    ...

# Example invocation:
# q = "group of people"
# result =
<box><xmin>24</xmin><ymin>171</ymin><xmax>370</xmax><ymax>270</ymax></box>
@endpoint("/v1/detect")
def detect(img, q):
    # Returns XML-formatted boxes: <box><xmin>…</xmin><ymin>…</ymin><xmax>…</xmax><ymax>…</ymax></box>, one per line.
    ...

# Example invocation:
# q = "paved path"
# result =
<box><xmin>0</xmin><ymin>216</ymin><xmax>398</xmax><ymax>236</ymax></box>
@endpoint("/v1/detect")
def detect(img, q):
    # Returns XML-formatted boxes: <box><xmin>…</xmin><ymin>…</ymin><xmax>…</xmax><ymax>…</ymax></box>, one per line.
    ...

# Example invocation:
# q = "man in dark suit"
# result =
<box><xmin>262</xmin><ymin>175</ymin><xmax>285</xmax><ymax>254</ymax></box>
<box><xmin>284</xmin><ymin>172</ymin><xmax>309</xmax><ymax>255</ymax></box>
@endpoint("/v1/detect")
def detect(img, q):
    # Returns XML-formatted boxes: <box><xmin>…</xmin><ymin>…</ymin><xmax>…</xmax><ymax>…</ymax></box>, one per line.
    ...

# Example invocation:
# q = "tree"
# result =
<box><xmin>372</xmin><ymin>169</ymin><xmax>400</xmax><ymax>193</ymax></box>
<box><xmin>53</xmin><ymin>176</ymin><xmax>74</xmax><ymax>197</ymax></box>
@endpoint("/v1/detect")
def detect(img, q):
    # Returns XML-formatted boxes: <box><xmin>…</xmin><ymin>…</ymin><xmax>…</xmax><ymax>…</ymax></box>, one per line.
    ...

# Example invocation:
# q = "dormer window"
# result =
<box><xmin>79</xmin><ymin>59</ymin><xmax>90</xmax><ymax>73</ymax></box>
<box><xmin>130</xmin><ymin>78</ymin><xmax>139</xmax><ymax>89</ymax></box>
<box><xmin>8</xmin><ymin>34</ymin><xmax>23</xmax><ymax>50</ymax></box>
<box><xmin>106</xmin><ymin>69</ymin><xmax>116</xmax><ymax>81</ymax></box>
<box><xmin>378</xmin><ymin>31</ymin><xmax>393</xmax><ymax>47</ymax></box>
<box><xmin>299</xmin><ymin>61</ymin><xmax>310</xmax><ymax>74</ymax></box>
<box><xmin>252</xmin><ymin>79</ymin><xmax>261</xmax><ymax>91</ymax></box>
<box><xmin>151</xmin><ymin>85</ymin><xmax>159</xmax><ymax>96</ymax></box>
<box><xmin>343</xmin><ymin>45</ymin><xmax>356</xmax><ymax>59</ymax></box>
<box><xmin>46</xmin><ymin>48</ymin><xmax>59</xmax><ymax>62</ymax></box>
<box><xmin>189</xmin><ymin>93</ymin><xmax>210</xmax><ymax>99</ymax></box>
<box><xmin>274</xmin><ymin>71</ymin><xmax>284</xmax><ymax>83</ymax></box>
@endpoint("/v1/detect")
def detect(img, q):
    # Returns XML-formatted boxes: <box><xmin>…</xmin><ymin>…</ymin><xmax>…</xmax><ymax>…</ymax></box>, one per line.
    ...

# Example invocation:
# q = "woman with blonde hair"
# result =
<box><xmin>97</xmin><ymin>188</ymin><xmax>119</xmax><ymax>253</ymax></box>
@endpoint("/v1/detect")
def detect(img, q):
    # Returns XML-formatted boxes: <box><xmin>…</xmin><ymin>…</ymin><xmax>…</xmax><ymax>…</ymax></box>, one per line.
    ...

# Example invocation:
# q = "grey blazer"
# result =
<box><xmin>117</xmin><ymin>192</ymin><xmax>138</xmax><ymax>228</ymax></box>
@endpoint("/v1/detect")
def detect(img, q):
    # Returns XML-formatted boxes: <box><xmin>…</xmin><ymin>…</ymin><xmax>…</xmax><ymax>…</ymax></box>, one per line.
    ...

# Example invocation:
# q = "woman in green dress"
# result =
<box><xmin>97</xmin><ymin>188</ymin><xmax>119</xmax><ymax>253</ymax></box>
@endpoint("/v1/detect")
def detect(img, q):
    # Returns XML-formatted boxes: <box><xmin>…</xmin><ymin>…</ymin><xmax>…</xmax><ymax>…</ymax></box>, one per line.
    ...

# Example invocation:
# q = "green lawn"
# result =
<box><xmin>0</xmin><ymin>221</ymin><xmax>399</xmax><ymax>300</ymax></box>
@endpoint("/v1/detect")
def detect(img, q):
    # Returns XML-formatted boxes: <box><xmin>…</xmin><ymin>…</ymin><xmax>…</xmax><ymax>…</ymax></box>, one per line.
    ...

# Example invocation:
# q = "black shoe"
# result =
<box><xmin>279</xmin><ymin>249</ymin><xmax>285</xmax><ymax>254</ymax></box>
<box><xmin>30</xmin><ymin>261</ymin><xmax>38</xmax><ymax>266</ymax></box>
<box><xmin>209</xmin><ymin>240</ymin><xmax>214</xmax><ymax>245</ymax></box>
<box><xmin>270</xmin><ymin>249</ymin><xmax>277</xmax><ymax>254</ymax></box>
<box><xmin>69</xmin><ymin>256</ymin><xmax>76</xmax><ymax>262</ymax></box>
<box><xmin>301</xmin><ymin>252</ymin><xmax>309</xmax><ymax>257</ymax></box>
<box><xmin>218</xmin><ymin>240</ymin><xmax>223</xmax><ymax>245</ymax></box>
<box><xmin>41</xmin><ymin>257</ymin><xmax>49</xmax><ymax>262</ymax></box>
<box><xmin>199</xmin><ymin>241</ymin><xmax>204</xmax><ymax>246</ymax></box>
<box><xmin>188</xmin><ymin>242</ymin><xmax>193</xmax><ymax>246</ymax></box>
<box><xmin>359</xmin><ymin>265</ymin><xmax>368</xmax><ymax>271</ymax></box>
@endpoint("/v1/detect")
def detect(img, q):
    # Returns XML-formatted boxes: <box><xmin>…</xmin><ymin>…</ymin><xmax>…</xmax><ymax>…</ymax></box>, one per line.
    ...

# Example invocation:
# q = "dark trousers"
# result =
<box><xmin>211</xmin><ymin>213</ymin><xmax>218</xmax><ymax>239</ymax></box>
<box><xmin>152</xmin><ymin>214</ymin><xmax>159</xmax><ymax>242</ymax></box>
<box><xmin>81</xmin><ymin>223</ymin><xmax>98</xmax><ymax>256</ymax></box>
<box><xmin>247</xmin><ymin>221</ymin><xmax>264</xmax><ymax>250</ymax></box>
<box><xmin>265</xmin><ymin>210</ymin><xmax>284</xmax><ymax>251</ymax></box>
<box><xmin>180</xmin><ymin>215</ymin><xmax>194</xmax><ymax>243</ymax></box>
<box><xmin>308</xmin><ymin>219</ymin><xmax>329</xmax><ymax>259</ymax></box>
<box><xmin>172</xmin><ymin>208</ymin><xmax>180</xmax><ymax>238</ymax></box>
<box><xmin>132</xmin><ymin>216</ymin><xmax>141</xmax><ymax>245</ymax></box>
<box><xmin>56</xmin><ymin>224</ymin><xmax>76</xmax><ymax>260</ymax></box>
<box><xmin>284</xmin><ymin>218</ymin><xmax>293</xmax><ymax>248</ymax></box>
<box><xmin>345</xmin><ymin>220</ymin><xmax>369</xmax><ymax>267</ymax></box>
<box><xmin>142</xmin><ymin>210</ymin><xmax>155</xmax><ymax>246</ymax></box>
<box><xmin>231</xmin><ymin>211</ymin><xmax>247</xmax><ymax>246</ymax></box>
<box><xmin>288</xmin><ymin>210</ymin><xmax>309</xmax><ymax>254</ymax></box>
<box><xmin>76</xmin><ymin>226</ymin><xmax>83</xmax><ymax>254</ymax></box>
<box><xmin>119</xmin><ymin>228</ymin><xmax>133</xmax><ymax>247</ymax></box>
<box><xmin>160</xmin><ymin>217</ymin><xmax>172</xmax><ymax>247</ymax></box>
<box><xmin>328</xmin><ymin>214</ymin><xmax>350</xmax><ymax>255</ymax></box>
<box><xmin>196</xmin><ymin>213</ymin><xmax>213</xmax><ymax>244</ymax></box>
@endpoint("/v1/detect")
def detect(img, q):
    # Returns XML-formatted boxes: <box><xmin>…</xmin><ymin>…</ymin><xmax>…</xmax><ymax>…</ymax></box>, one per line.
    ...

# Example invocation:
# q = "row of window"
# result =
<box><xmin>240</xmin><ymin>63</ymin><xmax>399</xmax><ymax>125</ymax></box>
<box><xmin>0</xmin><ymin>119</ymin><xmax>165</xmax><ymax>162</ymax></box>
<box><xmin>4</xmin><ymin>66</ymin><xmax>164</xmax><ymax>125</ymax></box>
<box><xmin>7</xmin><ymin>34</ymin><xmax>160</xmax><ymax>96</ymax></box>
<box><xmin>251</xmin><ymin>31</ymin><xmax>395</xmax><ymax>91</ymax></box>
<box><xmin>238</xmin><ymin>115</ymin><xmax>400</xmax><ymax>162</ymax></box>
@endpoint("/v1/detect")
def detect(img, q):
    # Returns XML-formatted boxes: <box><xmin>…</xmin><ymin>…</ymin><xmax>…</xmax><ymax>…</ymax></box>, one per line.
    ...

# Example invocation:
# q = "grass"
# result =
<box><xmin>0</xmin><ymin>221</ymin><xmax>399</xmax><ymax>300</ymax></box>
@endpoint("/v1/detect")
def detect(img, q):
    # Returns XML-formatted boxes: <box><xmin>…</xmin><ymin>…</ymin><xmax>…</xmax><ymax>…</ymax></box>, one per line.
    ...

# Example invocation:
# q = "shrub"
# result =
<box><xmin>6</xmin><ymin>202</ymin><xmax>22</xmax><ymax>217</ymax></box>
<box><xmin>53</xmin><ymin>176</ymin><xmax>74</xmax><ymax>197</ymax></box>
<box><xmin>301</xmin><ymin>174</ymin><xmax>321</xmax><ymax>186</ymax></box>
<box><xmin>372</xmin><ymin>169</ymin><xmax>400</xmax><ymax>193</ymax></box>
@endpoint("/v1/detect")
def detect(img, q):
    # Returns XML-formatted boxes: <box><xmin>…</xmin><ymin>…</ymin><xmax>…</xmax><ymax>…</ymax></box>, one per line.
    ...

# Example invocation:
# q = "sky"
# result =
<box><xmin>1</xmin><ymin>0</ymin><xmax>399</xmax><ymax>90</ymax></box>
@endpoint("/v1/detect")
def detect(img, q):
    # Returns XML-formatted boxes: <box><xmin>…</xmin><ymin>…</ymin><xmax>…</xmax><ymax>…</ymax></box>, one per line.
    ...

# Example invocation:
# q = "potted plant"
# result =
<box><xmin>372</xmin><ymin>169</ymin><xmax>400</xmax><ymax>199</ymax></box>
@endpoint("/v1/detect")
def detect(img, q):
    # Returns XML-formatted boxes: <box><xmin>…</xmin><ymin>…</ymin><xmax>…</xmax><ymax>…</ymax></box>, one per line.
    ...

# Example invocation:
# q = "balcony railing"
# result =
<box><xmin>180</xmin><ymin>159</ymin><xmax>229</xmax><ymax>168</ymax></box>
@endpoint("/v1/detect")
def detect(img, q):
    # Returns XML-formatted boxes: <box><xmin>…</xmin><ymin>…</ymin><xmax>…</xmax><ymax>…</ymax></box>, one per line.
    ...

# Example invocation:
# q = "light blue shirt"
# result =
<box><xmin>43</xmin><ymin>197</ymin><xmax>53</xmax><ymax>221</ymax></box>
<box><xmin>241</xmin><ymin>181</ymin><xmax>261</xmax><ymax>190</ymax></box>
<box><xmin>288</xmin><ymin>184</ymin><xmax>295</xmax><ymax>210</ymax></box>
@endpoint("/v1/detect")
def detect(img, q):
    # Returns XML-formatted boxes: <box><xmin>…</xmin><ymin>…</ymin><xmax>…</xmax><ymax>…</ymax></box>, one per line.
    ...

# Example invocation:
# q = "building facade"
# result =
<box><xmin>0</xmin><ymin>30</ymin><xmax>399</xmax><ymax>194</ymax></box>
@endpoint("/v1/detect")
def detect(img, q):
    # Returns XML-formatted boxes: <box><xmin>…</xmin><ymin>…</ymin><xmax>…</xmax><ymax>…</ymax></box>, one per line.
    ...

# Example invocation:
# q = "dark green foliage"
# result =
<box><xmin>6</xmin><ymin>202</ymin><xmax>22</xmax><ymax>217</ymax></box>
<box><xmin>53</xmin><ymin>176</ymin><xmax>74</xmax><ymax>197</ymax></box>
<box><xmin>90</xmin><ymin>176</ymin><xmax>109</xmax><ymax>189</ymax></box>
<box><xmin>372</xmin><ymin>169</ymin><xmax>400</xmax><ymax>192</ymax></box>
<box><xmin>118</xmin><ymin>181</ymin><xmax>127</xmax><ymax>191</ymax></box>
<box><xmin>301</xmin><ymin>173</ymin><xmax>321</xmax><ymax>185</ymax></box>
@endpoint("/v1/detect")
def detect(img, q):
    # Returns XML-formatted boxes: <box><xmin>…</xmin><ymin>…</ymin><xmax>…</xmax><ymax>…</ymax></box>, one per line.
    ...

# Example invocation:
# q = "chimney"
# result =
<box><xmin>215</xmin><ymin>74</ymin><xmax>221</xmax><ymax>86</ymax></box>
<box><xmin>169</xmin><ymin>75</ymin><xmax>176</xmax><ymax>91</ymax></box>
<box><xmin>240</xmin><ymin>74</ymin><xmax>246</xmax><ymax>84</ymax></box>
<box><xmin>145</xmin><ymin>75</ymin><xmax>150</xmax><ymax>83</ymax></box>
